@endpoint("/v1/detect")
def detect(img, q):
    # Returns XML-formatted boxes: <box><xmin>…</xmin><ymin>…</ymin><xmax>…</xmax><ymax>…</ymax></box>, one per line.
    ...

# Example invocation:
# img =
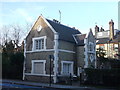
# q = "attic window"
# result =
<box><xmin>37</xmin><ymin>25</ymin><xmax>42</xmax><ymax>32</ymax></box>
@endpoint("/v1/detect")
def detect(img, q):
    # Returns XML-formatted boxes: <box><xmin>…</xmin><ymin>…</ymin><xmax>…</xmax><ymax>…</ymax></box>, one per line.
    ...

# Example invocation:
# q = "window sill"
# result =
<box><xmin>26</xmin><ymin>49</ymin><xmax>54</xmax><ymax>53</ymax></box>
<box><xmin>25</xmin><ymin>73</ymin><xmax>55</xmax><ymax>76</ymax></box>
<box><xmin>33</xmin><ymin>49</ymin><xmax>46</xmax><ymax>51</ymax></box>
<box><xmin>58</xmin><ymin>74</ymin><xmax>77</xmax><ymax>77</ymax></box>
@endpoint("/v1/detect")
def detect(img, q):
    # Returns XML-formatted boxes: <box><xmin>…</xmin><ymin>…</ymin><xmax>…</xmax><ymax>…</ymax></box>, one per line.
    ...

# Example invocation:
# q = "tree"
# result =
<box><xmin>11</xmin><ymin>24</ymin><xmax>24</xmax><ymax>49</ymax></box>
<box><xmin>2</xmin><ymin>40</ymin><xmax>24</xmax><ymax>79</ymax></box>
<box><xmin>2</xmin><ymin>40</ymin><xmax>14</xmax><ymax>78</ymax></box>
<box><xmin>1</xmin><ymin>25</ymin><xmax>11</xmax><ymax>46</ymax></box>
<box><xmin>1</xmin><ymin>23</ymin><xmax>32</xmax><ymax>79</ymax></box>
<box><xmin>1</xmin><ymin>22</ymin><xmax>32</xmax><ymax>47</ymax></box>
<box><xmin>96</xmin><ymin>48</ymin><xmax>106</xmax><ymax>58</ymax></box>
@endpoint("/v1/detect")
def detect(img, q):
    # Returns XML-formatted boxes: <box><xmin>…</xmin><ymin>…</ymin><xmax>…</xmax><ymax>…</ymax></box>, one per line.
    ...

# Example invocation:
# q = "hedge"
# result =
<box><xmin>2</xmin><ymin>52</ymin><xmax>24</xmax><ymax>79</ymax></box>
<box><xmin>84</xmin><ymin>68</ymin><xmax>120</xmax><ymax>86</ymax></box>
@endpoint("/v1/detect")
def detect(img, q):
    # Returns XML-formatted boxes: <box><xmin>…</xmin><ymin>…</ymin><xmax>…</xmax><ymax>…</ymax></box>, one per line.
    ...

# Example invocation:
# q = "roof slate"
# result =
<box><xmin>47</xmin><ymin>19</ymin><xmax>81</xmax><ymax>43</ymax></box>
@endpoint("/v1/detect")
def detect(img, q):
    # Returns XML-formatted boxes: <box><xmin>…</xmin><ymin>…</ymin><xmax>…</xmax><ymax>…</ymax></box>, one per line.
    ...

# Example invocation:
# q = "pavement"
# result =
<box><xmin>0</xmin><ymin>79</ymin><xmax>116</xmax><ymax>90</ymax></box>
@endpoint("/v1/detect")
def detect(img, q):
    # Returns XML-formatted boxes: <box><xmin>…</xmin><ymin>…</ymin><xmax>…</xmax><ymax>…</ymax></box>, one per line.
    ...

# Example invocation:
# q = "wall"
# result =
<box><xmin>58</xmin><ymin>40</ymin><xmax>77</xmax><ymax>75</ymax></box>
<box><xmin>58</xmin><ymin>40</ymin><xmax>75</xmax><ymax>51</ymax></box>
<box><xmin>26</xmin><ymin>17</ymin><xmax>54</xmax><ymax>51</ymax></box>
<box><xmin>76</xmin><ymin>46</ymin><xmax>85</xmax><ymax>68</ymax></box>
<box><xmin>24</xmin><ymin>17</ymin><xmax>55</xmax><ymax>83</ymax></box>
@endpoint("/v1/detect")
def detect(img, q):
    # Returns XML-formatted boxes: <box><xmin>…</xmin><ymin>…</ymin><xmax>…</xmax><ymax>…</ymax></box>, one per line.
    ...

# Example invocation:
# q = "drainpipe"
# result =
<box><xmin>23</xmin><ymin>39</ymin><xmax>26</xmax><ymax>80</ymax></box>
<box><xmin>53</xmin><ymin>33</ymin><xmax>59</xmax><ymax>83</ymax></box>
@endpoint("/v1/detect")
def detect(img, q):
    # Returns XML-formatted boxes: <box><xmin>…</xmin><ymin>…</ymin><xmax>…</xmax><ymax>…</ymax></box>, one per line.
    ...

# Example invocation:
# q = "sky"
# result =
<box><xmin>0</xmin><ymin>1</ymin><xmax>119</xmax><ymax>35</ymax></box>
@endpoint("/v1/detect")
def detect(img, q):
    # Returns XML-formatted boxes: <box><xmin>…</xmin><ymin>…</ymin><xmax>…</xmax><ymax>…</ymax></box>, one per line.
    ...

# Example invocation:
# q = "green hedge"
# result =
<box><xmin>2</xmin><ymin>52</ymin><xmax>24</xmax><ymax>79</ymax></box>
<box><xmin>84</xmin><ymin>68</ymin><xmax>120</xmax><ymax>86</ymax></box>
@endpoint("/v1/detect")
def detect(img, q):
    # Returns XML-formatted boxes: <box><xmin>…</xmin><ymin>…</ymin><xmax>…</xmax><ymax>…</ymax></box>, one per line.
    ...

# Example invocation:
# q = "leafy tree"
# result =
<box><xmin>96</xmin><ymin>48</ymin><xmax>106</xmax><ymax>58</ymax></box>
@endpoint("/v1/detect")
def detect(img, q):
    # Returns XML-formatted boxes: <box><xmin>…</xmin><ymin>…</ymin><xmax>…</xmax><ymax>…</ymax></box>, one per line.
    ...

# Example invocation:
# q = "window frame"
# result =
<box><xmin>61</xmin><ymin>61</ymin><xmax>73</xmax><ymax>76</ymax></box>
<box><xmin>88</xmin><ymin>42</ymin><xmax>95</xmax><ymax>53</ymax></box>
<box><xmin>31</xmin><ymin>60</ymin><xmax>46</xmax><ymax>75</ymax></box>
<box><xmin>32</xmin><ymin>36</ymin><xmax>46</xmax><ymax>51</ymax></box>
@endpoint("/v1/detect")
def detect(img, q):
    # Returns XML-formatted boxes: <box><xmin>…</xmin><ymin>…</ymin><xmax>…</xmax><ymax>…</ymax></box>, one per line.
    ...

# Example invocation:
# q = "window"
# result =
<box><xmin>61</xmin><ymin>61</ymin><xmax>73</xmax><ymax>75</ymax></box>
<box><xmin>32</xmin><ymin>36</ymin><xmax>46</xmax><ymax>51</ymax></box>
<box><xmin>31</xmin><ymin>60</ymin><xmax>46</xmax><ymax>74</ymax></box>
<box><xmin>90</xmin><ymin>54</ymin><xmax>94</xmax><ymax>62</ymax></box>
<box><xmin>35</xmin><ymin>39</ymin><xmax>44</xmax><ymax>50</ymax></box>
<box><xmin>89</xmin><ymin>42</ymin><xmax>94</xmax><ymax>52</ymax></box>
<box><xmin>114</xmin><ymin>44</ymin><xmax>118</xmax><ymax>52</ymax></box>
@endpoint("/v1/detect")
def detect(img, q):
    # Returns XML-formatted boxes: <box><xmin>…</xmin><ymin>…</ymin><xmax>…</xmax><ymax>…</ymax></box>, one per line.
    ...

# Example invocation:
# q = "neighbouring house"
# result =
<box><xmin>95</xmin><ymin>19</ymin><xmax>120</xmax><ymax>59</ymax></box>
<box><xmin>23</xmin><ymin>15</ymin><xmax>96</xmax><ymax>83</ymax></box>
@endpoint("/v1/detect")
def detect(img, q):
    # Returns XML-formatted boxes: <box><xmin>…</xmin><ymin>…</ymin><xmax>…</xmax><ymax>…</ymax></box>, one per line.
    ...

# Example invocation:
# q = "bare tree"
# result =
<box><xmin>11</xmin><ymin>24</ymin><xmax>23</xmax><ymax>48</ymax></box>
<box><xmin>1</xmin><ymin>22</ymin><xmax>32</xmax><ymax>48</ymax></box>
<box><xmin>1</xmin><ymin>25</ymin><xmax>11</xmax><ymax>46</ymax></box>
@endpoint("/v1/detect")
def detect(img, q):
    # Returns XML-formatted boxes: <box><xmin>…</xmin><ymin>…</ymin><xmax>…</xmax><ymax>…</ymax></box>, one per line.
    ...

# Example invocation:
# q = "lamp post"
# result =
<box><xmin>49</xmin><ymin>55</ymin><xmax>54</xmax><ymax>87</ymax></box>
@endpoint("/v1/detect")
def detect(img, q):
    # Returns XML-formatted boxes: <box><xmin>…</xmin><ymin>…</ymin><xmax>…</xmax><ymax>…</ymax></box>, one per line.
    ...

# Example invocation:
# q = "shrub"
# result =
<box><xmin>84</xmin><ymin>68</ymin><xmax>120</xmax><ymax>86</ymax></box>
<box><xmin>2</xmin><ymin>52</ymin><xmax>24</xmax><ymax>79</ymax></box>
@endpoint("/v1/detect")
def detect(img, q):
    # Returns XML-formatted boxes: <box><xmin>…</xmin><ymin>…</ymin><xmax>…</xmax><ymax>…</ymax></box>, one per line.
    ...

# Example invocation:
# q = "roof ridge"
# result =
<box><xmin>46</xmin><ymin>19</ymin><xmax>79</xmax><ymax>31</ymax></box>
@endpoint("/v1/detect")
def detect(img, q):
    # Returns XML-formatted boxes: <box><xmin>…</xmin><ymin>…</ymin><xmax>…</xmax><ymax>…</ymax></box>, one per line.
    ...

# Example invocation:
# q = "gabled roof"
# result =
<box><xmin>74</xmin><ymin>34</ymin><xmax>86</xmax><ymax>46</ymax></box>
<box><xmin>46</xmin><ymin>19</ymin><xmax>81</xmax><ymax>43</ymax></box>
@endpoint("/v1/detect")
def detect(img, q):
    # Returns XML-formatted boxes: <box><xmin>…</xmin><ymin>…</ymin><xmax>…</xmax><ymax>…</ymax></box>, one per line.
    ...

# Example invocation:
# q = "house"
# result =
<box><xmin>95</xmin><ymin>19</ymin><xmax>120</xmax><ymax>59</ymax></box>
<box><xmin>23</xmin><ymin>15</ymin><xmax>96</xmax><ymax>83</ymax></box>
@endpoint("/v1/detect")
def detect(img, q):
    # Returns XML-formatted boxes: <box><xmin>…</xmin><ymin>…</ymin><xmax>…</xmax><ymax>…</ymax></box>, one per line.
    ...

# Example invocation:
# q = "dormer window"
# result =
<box><xmin>37</xmin><ymin>25</ymin><xmax>42</xmax><ymax>32</ymax></box>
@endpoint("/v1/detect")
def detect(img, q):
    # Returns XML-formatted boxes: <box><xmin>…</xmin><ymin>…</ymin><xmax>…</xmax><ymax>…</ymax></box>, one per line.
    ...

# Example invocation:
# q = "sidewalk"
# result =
<box><xmin>1</xmin><ymin>79</ymin><xmax>115</xmax><ymax>90</ymax></box>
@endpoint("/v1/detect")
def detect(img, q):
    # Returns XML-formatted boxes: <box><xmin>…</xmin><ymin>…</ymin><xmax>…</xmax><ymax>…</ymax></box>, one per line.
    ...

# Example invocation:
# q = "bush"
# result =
<box><xmin>84</xmin><ymin>68</ymin><xmax>120</xmax><ymax>86</ymax></box>
<box><xmin>2</xmin><ymin>52</ymin><xmax>24</xmax><ymax>79</ymax></box>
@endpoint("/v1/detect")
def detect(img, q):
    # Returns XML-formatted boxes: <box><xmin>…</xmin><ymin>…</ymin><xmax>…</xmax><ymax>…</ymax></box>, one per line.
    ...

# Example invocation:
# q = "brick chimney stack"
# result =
<box><xmin>109</xmin><ymin>19</ymin><xmax>114</xmax><ymax>40</ymax></box>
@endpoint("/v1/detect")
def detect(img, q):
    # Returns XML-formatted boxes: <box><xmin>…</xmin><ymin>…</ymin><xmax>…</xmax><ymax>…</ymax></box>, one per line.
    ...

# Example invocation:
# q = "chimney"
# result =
<box><xmin>73</xmin><ymin>27</ymin><xmax>76</xmax><ymax>29</ymax></box>
<box><xmin>100</xmin><ymin>27</ymin><xmax>104</xmax><ymax>32</ymax></box>
<box><xmin>95</xmin><ymin>25</ymin><xmax>99</xmax><ymax>38</ymax></box>
<box><xmin>109</xmin><ymin>19</ymin><xmax>114</xmax><ymax>40</ymax></box>
<box><xmin>53</xmin><ymin>19</ymin><xmax>60</xmax><ymax>24</ymax></box>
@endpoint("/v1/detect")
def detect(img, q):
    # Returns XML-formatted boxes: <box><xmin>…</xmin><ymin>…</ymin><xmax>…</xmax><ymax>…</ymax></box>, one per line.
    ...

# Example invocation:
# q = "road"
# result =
<box><xmin>1</xmin><ymin>82</ymin><xmax>60</xmax><ymax>90</ymax></box>
<box><xmin>0</xmin><ymin>79</ymin><xmax>116</xmax><ymax>90</ymax></box>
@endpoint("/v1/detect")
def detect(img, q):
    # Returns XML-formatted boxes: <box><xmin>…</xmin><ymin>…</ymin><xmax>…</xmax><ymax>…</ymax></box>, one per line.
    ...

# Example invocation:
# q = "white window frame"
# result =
<box><xmin>88</xmin><ymin>42</ymin><xmax>95</xmax><ymax>53</ymax></box>
<box><xmin>32</xmin><ymin>36</ymin><xmax>46</xmax><ymax>51</ymax></box>
<box><xmin>61</xmin><ymin>61</ymin><xmax>73</xmax><ymax>76</ymax></box>
<box><xmin>31</xmin><ymin>60</ymin><xmax>46</xmax><ymax>75</ymax></box>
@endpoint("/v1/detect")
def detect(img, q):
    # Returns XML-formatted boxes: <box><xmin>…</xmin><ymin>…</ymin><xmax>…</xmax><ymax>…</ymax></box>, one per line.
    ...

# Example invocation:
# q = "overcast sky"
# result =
<box><xmin>0</xmin><ymin>1</ymin><xmax>118</xmax><ymax>34</ymax></box>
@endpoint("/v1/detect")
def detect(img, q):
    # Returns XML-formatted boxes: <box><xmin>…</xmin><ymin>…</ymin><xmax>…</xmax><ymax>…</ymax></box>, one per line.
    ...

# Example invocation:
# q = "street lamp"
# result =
<box><xmin>49</xmin><ymin>55</ymin><xmax>54</xmax><ymax>86</ymax></box>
